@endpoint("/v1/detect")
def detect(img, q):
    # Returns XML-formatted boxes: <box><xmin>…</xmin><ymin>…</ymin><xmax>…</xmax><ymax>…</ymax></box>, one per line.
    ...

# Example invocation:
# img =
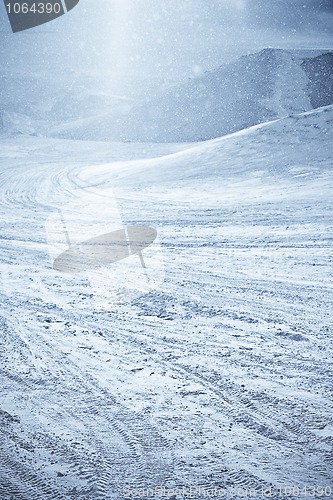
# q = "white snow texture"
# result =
<box><xmin>0</xmin><ymin>48</ymin><xmax>332</xmax><ymax>499</ymax></box>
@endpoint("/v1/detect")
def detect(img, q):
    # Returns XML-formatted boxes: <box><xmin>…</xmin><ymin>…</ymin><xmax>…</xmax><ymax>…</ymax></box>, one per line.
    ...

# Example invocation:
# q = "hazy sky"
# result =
<box><xmin>0</xmin><ymin>0</ymin><xmax>332</xmax><ymax>91</ymax></box>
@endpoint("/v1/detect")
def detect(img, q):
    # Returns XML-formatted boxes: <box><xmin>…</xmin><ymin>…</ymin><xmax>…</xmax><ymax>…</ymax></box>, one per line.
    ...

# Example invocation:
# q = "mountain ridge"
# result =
<box><xmin>52</xmin><ymin>48</ymin><xmax>333</xmax><ymax>143</ymax></box>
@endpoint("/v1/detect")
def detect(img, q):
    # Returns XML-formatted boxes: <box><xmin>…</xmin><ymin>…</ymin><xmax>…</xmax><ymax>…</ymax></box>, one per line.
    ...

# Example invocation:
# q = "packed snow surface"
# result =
<box><xmin>0</xmin><ymin>106</ymin><xmax>332</xmax><ymax>498</ymax></box>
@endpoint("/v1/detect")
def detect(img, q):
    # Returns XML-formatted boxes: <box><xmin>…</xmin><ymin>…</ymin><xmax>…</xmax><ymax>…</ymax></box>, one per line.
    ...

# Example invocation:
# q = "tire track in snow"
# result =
<box><xmin>0</xmin><ymin>305</ymin><xmax>177</xmax><ymax>496</ymax></box>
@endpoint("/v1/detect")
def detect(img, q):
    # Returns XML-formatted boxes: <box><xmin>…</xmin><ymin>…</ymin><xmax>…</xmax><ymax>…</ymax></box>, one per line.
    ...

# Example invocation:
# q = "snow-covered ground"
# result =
<box><xmin>0</xmin><ymin>106</ymin><xmax>332</xmax><ymax>498</ymax></box>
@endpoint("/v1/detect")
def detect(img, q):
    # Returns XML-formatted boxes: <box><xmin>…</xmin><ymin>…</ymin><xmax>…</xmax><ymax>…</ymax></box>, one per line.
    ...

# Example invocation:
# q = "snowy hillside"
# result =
<box><xmin>0</xmin><ymin>105</ymin><xmax>332</xmax><ymax>497</ymax></box>
<box><xmin>0</xmin><ymin>72</ymin><xmax>134</xmax><ymax>137</ymax></box>
<box><xmin>52</xmin><ymin>48</ymin><xmax>333</xmax><ymax>142</ymax></box>
<box><xmin>2</xmin><ymin>49</ymin><xmax>332</xmax><ymax>144</ymax></box>
<box><xmin>121</xmin><ymin>48</ymin><xmax>332</xmax><ymax>143</ymax></box>
<box><xmin>79</xmin><ymin>105</ymin><xmax>333</xmax><ymax>194</ymax></box>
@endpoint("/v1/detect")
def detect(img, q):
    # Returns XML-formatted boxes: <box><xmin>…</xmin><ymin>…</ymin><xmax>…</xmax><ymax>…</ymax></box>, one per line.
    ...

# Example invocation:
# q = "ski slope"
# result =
<box><xmin>0</xmin><ymin>106</ymin><xmax>332</xmax><ymax>498</ymax></box>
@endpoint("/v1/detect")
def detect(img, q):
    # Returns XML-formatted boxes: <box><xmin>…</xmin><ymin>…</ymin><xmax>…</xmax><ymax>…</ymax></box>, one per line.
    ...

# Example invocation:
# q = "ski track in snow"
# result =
<box><xmin>0</xmin><ymin>108</ymin><xmax>332</xmax><ymax>499</ymax></box>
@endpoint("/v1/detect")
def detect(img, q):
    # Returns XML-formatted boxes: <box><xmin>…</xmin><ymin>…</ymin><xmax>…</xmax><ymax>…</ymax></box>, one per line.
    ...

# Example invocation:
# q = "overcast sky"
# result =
<box><xmin>0</xmin><ymin>0</ymin><xmax>332</xmax><ymax>91</ymax></box>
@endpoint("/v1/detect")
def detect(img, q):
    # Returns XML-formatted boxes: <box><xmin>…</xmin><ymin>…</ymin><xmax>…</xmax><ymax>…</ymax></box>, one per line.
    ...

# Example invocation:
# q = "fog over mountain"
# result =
<box><xmin>2</xmin><ymin>47</ymin><xmax>332</xmax><ymax>142</ymax></box>
<box><xmin>1</xmin><ymin>0</ymin><xmax>332</xmax><ymax>95</ymax></box>
<box><xmin>45</xmin><ymin>48</ymin><xmax>332</xmax><ymax>142</ymax></box>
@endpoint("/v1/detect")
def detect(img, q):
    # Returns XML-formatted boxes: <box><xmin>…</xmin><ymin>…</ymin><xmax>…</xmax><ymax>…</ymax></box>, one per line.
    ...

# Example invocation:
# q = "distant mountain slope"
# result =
<box><xmin>53</xmin><ymin>48</ymin><xmax>333</xmax><ymax>142</ymax></box>
<box><xmin>0</xmin><ymin>72</ymin><xmax>134</xmax><ymax>137</ymax></box>
<box><xmin>0</xmin><ymin>110</ymin><xmax>37</xmax><ymax>136</ymax></box>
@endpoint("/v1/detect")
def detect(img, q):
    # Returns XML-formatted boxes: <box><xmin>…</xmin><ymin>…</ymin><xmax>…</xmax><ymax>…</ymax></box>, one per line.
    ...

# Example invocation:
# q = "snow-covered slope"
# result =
<box><xmin>0</xmin><ymin>111</ymin><xmax>37</xmax><ymax>136</ymax></box>
<box><xmin>79</xmin><ymin>104</ymin><xmax>333</xmax><ymax>197</ymax></box>
<box><xmin>2</xmin><ymin>49</ymin><xmax>332</xmax><ymax>143</ymax></box>
<box><xmin>121</xmin><ymin>48</ymin><xmax>332</xmax><ymax>143</ymax></box>
<box><xmin>53</xmin><ymin>48</ymin><xmax>333</xmax><ymax>142</ymax></box>
<box><xmin>0</xmin><ymin>72</ymin><xmax>134</xmax><ymax>138</ymax></box>
<box><xmin>0</xmin><ymin>106</ymin><xmax>332</xmax><ymax>497</ymax></box>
